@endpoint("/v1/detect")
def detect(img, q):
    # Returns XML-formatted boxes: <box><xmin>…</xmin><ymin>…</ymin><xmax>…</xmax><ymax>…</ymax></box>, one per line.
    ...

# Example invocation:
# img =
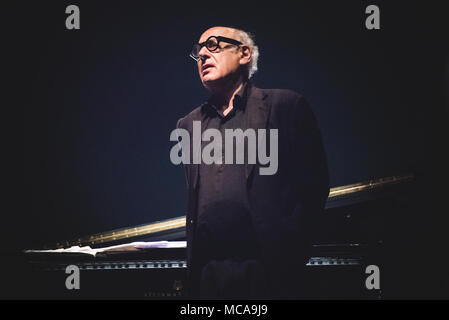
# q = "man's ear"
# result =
<box><xmin>239</xmin><ymin>45</ymin><xmax>252</xmax><ymax>65</ymax></box>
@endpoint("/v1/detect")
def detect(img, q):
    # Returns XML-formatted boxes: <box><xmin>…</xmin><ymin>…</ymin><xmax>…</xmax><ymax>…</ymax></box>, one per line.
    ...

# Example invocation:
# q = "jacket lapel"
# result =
<box><xmin>244</xmin><ymin>86</ymin><xmax>270</xmax><ymax>181</ymax></box>
<box><xmin>192</xmin><ymin>105</ymin><xmax>212</xmax><ymax>190</ymax></box>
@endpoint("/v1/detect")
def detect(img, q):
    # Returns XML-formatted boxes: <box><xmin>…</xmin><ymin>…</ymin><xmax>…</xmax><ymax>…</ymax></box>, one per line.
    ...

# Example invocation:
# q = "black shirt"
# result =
<box><xmin>195</xmin><ymin>82</ymin><xmax>261</xmax><ymax>266</ymax></box>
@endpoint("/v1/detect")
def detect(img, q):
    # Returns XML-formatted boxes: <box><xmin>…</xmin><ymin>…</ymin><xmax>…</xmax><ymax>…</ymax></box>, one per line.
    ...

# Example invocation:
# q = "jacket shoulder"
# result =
<box><xmin>263</xmin><ymin>88</ymin><xmax>302</xmax><ymax>101</ymax></box>
<box><xmin>176</xmin><ymin>103</ymin><xmax>207</xmax><ymax>130</ymax></box>
<box><xmin>262</xmin><ymin>87</ymin><xmax>311</xmax><ymax>114</ymax></box>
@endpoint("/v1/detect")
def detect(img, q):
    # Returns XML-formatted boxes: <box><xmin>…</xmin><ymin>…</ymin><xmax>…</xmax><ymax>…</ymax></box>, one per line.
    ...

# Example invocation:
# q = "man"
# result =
<box><xmin>175</xmin><ymin>26</ymin><xmax>329</xmax><ymax>299</ymax></box>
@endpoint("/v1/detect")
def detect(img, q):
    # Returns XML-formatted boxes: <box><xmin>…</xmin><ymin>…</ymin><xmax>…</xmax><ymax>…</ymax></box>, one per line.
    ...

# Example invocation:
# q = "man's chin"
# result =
<box><xmin>202</xmin><ymin>77</ymin><xmax>221</xmax><ymax>90</ymax></box>
<box><xmin>201</xmin><ymin>73</ymin><xmax>238</xmax><ymax>92</ymax></box>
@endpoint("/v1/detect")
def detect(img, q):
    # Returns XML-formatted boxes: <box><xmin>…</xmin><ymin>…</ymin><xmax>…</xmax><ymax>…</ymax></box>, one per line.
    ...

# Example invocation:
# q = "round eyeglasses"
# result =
<box><xmin>190</xmin><ymin>36</ymin><xmax>242</xmax><ymax>61</ymax></box>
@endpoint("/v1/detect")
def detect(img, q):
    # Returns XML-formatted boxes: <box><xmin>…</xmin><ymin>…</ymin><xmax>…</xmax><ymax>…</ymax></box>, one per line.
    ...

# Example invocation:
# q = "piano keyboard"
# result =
<box><xmin>38</xmin><ymin>260</ymin><xmax>188</xmax><ymax>272</ymax></box>
<box><xmin>36</xmin><ymin>257</ymin><xmax>361</xmax><ymax>272</ymax></box>
<box><xmin>306</xmin><ymin>257</ymin><xmax>361</xmax><ymax>266</ymax></box>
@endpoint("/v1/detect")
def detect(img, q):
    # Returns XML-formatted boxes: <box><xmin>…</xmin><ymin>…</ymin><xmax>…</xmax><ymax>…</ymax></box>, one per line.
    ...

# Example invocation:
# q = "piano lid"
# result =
<box><xmin>50</xmin><ymin>173</ymin><xmax>414</xmax><ymax>249</ymax></box>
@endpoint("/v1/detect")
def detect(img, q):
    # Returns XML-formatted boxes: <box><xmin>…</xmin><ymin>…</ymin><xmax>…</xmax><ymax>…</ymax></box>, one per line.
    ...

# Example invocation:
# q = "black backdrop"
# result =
<box><xmin>8</xmin><ymin>1</ymin><xmax>448</xmax><ymax>251</ymax></box>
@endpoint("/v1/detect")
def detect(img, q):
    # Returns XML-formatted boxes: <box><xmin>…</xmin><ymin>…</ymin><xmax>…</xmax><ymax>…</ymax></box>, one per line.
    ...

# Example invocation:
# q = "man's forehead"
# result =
<box><xmin>199</xmin><ymin>27</ymin><xmax>238</xmax><ymax>42</ymax></box>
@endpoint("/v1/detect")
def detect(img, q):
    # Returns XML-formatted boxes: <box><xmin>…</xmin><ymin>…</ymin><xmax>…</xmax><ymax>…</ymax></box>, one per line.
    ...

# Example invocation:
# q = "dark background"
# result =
<box><xmin>7</xmin><ymin>0</ymin><xmax>448</xmax><ymax>259</ymax></box>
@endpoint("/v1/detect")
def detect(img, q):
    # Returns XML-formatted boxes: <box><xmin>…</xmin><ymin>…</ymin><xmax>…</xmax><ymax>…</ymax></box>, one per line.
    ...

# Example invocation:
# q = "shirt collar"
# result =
<box><xmin>206</xmin><ymin>80</ymin><xmax>251</xmax><ymax>117</ymax></box>
<box><xmin>232</xmin><ymin>80</ymin><xmax>250</xmax><ymax>111</ymax></box>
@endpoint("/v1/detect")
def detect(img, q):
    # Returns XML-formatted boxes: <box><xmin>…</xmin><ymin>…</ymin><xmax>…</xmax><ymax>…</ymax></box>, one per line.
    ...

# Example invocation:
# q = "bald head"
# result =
<box><xmin>199</xmin><ymin>26</ymin><xmax>240</xmax><ymax>43</ymax></box>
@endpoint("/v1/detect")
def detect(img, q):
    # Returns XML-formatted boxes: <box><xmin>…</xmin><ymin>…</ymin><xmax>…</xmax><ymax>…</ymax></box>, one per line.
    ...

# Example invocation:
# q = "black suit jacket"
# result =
<box><xmin>176</xmin><ymin>83</ymin><xmax>330</xmax><ymax>298</ymax></box>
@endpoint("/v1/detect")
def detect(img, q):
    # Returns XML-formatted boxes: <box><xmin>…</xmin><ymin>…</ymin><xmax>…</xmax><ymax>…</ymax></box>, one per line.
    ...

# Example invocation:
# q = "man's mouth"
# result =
<box><xmin>202</xmin><ymin>64</ymin><xmax>214</xmax><ymax>73</ymax></box>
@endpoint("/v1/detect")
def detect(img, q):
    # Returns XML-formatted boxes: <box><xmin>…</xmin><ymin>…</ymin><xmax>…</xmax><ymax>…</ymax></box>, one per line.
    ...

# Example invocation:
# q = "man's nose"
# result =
<box><xmin>198</xmin><ymin>45</ymin><xmax>211</xmax><ymax>62</ymax></box>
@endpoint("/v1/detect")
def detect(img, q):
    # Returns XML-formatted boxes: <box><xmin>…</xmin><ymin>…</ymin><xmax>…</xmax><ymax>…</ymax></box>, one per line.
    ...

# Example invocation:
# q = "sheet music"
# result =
<box><xmin>25</xmin><ymin>241</ymin><xmax>187</xmax><ymax>257</ymax></box>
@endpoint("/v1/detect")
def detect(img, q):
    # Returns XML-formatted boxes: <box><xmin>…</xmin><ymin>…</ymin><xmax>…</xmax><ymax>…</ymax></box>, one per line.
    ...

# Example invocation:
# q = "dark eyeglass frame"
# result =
<box><xmin>190</xmin><ymin>36</ymin><xmax>243</xmax><ymax>61</ymax></box>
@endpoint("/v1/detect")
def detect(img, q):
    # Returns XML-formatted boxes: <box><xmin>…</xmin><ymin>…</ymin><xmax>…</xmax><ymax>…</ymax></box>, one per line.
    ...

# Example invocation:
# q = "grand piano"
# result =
<box><xmin>7</xmin><ymin>174</ymin><xmax>420</xmax><ymax>299</ymax></box>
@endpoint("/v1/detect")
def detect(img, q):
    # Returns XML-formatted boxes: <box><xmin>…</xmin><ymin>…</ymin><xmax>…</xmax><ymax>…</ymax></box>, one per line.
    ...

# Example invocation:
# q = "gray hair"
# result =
<box><xmin>235</xmin><ymin>29</ymin><xmax>259</xmax><ymax>79</ymax></box>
